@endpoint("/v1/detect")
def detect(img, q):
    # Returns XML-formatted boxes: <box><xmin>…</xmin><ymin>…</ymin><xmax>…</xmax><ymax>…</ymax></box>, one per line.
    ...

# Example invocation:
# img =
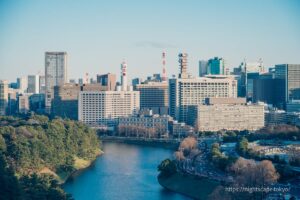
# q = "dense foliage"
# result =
<box><xmin>236</xmin><ymin>137</ymin><xmax>249</xmax><ymax>156</ymax></box>
<box><xmin>248</xmin><ymin>125</ymin><xmax>300</xmax><ymax>141</ymax></box>
<box><xmin>211</xmin><ymin>143</ymin><xmax>237</xmax><ymax>171</ymax></box>
<box><xmin>158</xmin><ymin>159</ymin><xmax>177</xmax><ymax>177</ymax></box>
<box><xmin>0</xmin><ymin>115</ymin><xmax>101</xmax><ymax>200</ymax></box>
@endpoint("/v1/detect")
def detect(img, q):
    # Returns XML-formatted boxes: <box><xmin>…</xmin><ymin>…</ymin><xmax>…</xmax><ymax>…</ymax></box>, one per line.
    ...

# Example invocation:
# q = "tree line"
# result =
<box><xmin>0</xmin><ymin>115</ymin><xmax>101</xmax><ymax>200</ymax></box>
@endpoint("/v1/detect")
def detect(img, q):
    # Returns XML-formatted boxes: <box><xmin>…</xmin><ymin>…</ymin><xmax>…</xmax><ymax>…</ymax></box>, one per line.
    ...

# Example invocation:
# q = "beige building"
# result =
<box><xmin>96</xmin><ymin>73</ymin><xmax>116</xmax><ymax>91</ymax></box>
<box><xmin>135</xmin><ymin>82</ymin><xmax>168</xmax><ymax>115</ymax></box>
<box><xmin>0</xmin><ymin>80</ymin><xmax>9</xmax><ymax>115</ymax></box>
<box><xmin>169</xmin><ymin>76</ymin><xmax>237</xmax><ymax>124</ymax></box>
<box><xmin>193</xmin><ymin>98</ymin><xmax>264</xmax><ymax>132</ymax></box>
<box><xmin>118</xmin><ymin>115</ymin><xmax>169</xmax><ymax>137</ymax></box>
<box><xmin>52</xmin><ymin>83</ymin><xmax>110</xmax><ymax>120</ymax></box>
<box><xmin>78</xmin><ymin>90</ymin><xmax>140</xmax><ymax>127</ymax></box>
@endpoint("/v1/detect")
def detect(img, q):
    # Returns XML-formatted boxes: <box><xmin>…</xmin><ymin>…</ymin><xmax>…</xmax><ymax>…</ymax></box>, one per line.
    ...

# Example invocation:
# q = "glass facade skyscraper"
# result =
<box><xmin>45</xmin><ymin>52</ymin><xmax>68</xmax><ymax>113</ymax></box>
<box><xmin>275</xmin><ymin>64</ymin><xmax>300</xmax><ymax>102</ymax></box>
<box><xmin>207</xmin><ymin>57</ymin><xmax>225</xmax><ymax>75</ymax></box>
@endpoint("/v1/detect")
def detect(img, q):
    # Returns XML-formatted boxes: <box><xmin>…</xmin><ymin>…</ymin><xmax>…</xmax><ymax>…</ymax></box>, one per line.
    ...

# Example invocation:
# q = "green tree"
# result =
<box><xmin>158</xmin><ymin>159</ymin><xmax>177</xmax><ymax>177</ymax></box>
<box><xmin>236</xmin><ymin>137</ymin><xmax>248</xmax><ymax>156</ymax></box>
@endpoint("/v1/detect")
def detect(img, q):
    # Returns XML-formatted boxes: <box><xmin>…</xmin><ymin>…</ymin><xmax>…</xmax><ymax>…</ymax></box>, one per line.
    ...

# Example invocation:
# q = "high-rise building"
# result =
<box><xmin>78</xmin><ymin>78</ymin><xmax>83</xmax><ymax>86</ymax></box>
<box><xmin>45</xmin><ymin>52</ymin><xmax>68</xmax><ymax>113</ymax></box>
<box><xmin>246</xmin><ymin>72</ymin><xmax>260</xmax><ymax>101</ymax></box>
<box><xmin>51</xmin><ymin>82</ymin><xmax>114</xmax><ymax>120</ymax></box>
<box><xmin>39</xmin><ymin>75</ymin><xmax>46</xmax><ymax>94</ymax></box>
<box><xmin>52</xmin><ymin>83</ymin><xmax>81</xmax><ymax>120</ymax></box>
<box><xmin>275</xmin><ymin>64</ymin><xmax>300</xmax><ymax>102</ymax></box>
<box><xmin>135</xmin><ymin>82</ymin><xmax>169</xmax><ymax>115</ymax></box>
<box><xmin>169</xmin><ymin>75</ymin><xmax>237</xmax><ymax>124</ymax></box>
<box><xmin>27</xmin><ymin>75</ymin><xmax>40</xmax><ymax>94</ymax></box>
<box><xmin>29</xmin><ymin>94</ymin><xmax>45</xmax><ymax>114</ymax></box>
<box><xmin>199</xmin><ymin>60</ymin><xmax>208</xmax><ymax>77</ymax></box>
<box><xmin>253</xmin><ymin>73</ymin><xmax>285</xmax><ymax>108</ymax></box>
<box><xmin>232</xmin><ymin>60</ymin><xmax>265</xmax><ymax>99</ymax></box>
<box><xmin>17</xmin><ymin>77</ymin><xmax>28</xmax><ymax>93</ymax></box>
<box><xmin>7</xmin><ymin>88</ymin><xmax>18</xmax><ymax>115</ymax></box>
<box><xmin>78</xmin><ymin>90</ymin><xmax>140</xmax><ymax>127</ymax></box>
<box><xmin>0</xmin><ymin>80</ymin><xmax>9</xmax><ymax>115</ymax></box>
<box><xmin>18</xmin><ymin>94</ymin><xmax>31</xmax><ymax>114</ymax></box>
<box><xmin>96</xmin><ymin>73</ymin><xmax>116</xmax><ymax>91</ymax></box>
<box><xmin>132</xmin><ymin>78</ymin><xmax>143</xmax><ymax>88</ymax></box>
<box><xmin>192</xmin><ymin>97</ymin><xmax>264</xmax><ymax>132</ymax></box>
<box><xmin>207</xmin><ymin>57</ymin><xmax>225</xmax><ymax>75</ymax></box>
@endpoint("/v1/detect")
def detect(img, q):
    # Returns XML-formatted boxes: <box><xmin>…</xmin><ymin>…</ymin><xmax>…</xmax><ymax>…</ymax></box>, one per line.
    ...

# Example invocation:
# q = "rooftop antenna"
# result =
<box><xmin>162</xmin><ymin>51</ymin><xmax>167</xmax><ymax>82</ymax></box>
<box><xmin>84</xmin><ymin>73</ymin><xmax>89</xmax><ymax>84</ymax></box>
<box><xmin>244</xmin><ymin>58</ymin><xmax>248</xmax><ymax>99</ymax></box>
<box><xmin>121</xmin><ymin>60</ymin><xmax>127</xmax><ymax>91</ymax></box>
<box><xmin>258</xmin><ymin>58</ymin><xmax>264</xmax><ymax>72</ymax></box>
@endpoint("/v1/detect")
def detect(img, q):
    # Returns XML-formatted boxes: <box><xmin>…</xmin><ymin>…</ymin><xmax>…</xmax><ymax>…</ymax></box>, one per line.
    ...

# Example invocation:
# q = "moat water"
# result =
<box><xmin>63</xmin><ymin>142</ymin><xmax>190</xmax><ymax>200</ymax></box>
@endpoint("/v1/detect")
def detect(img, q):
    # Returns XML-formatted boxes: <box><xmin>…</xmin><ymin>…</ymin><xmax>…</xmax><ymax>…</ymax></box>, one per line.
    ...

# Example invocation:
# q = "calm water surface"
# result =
<box><xmin>63</xmin><ymin>142</ymin><xmax>190</xmax><ymax>200</ymax></box>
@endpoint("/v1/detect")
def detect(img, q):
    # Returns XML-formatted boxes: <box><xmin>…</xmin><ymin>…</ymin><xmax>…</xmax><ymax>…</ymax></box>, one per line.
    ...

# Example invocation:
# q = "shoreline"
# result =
<box><xmin>158</xmin><ymin>172</ymin><xmax>220</xmax><ymax>200</ymax></box>
<box><xmin>100</xmin><ymin>136</ymin><xmax>180</xmax><ymax>150</ymax></box>
<box><xmin>59</xmin><ymin>149</ymin><xmax>104</xmax><ymax>185</ymax></box>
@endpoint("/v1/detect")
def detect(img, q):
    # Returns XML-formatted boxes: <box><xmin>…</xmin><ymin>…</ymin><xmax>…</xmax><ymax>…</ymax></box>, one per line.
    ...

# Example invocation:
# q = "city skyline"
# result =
<box><xmin>1</xmin><ymin>0</ymin><xmax>300</xmax><ymax>82</ymax></box>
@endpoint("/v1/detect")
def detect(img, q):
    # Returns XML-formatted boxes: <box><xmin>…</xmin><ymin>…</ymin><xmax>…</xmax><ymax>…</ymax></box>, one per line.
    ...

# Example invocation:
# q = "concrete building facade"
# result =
<box><xmin>118</xmin><ymin>115</ymin><xmax>169</xmax><ymax>137</ymax></box>
<box><xmin>18</xmin><ymin>94</ymin><xmax>31</xmax><ymax>114</ymax></box>
<box><xmin>27</xmin><ymin>75</ymin><xmax>40</xmax><ymax>94</ymax></box>
<box><xmin>193</xmin><ymin>98</ymin><xmax>264</xmax><ymax>132</ymax></box>
<box><xmin>169</xmin><ymin>76</ymin><xmax>237</xmax><ymax>124</ymax></box>
<box><xmin>135</xmin><ymin>82</ymin><xmax>168</xmax><ymax>115</ymax></box>
<box><xmin>96</xmin><ymin>73</ymin><xmax>116</xmax><ymax>91</ymax></box>
<box><xmin>0</xmin><ymin>80</ymin><xmax>8</xmax><ymax>115</ymax></box>
<box><xmin>78</xmin><ymin>90</ymin><xmax>140</xmax><ymax>127</ymax></box>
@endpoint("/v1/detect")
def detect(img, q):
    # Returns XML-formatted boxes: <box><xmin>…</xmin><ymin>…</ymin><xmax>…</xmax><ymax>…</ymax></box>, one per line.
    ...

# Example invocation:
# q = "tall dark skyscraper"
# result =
<box><xmin>207</xmin><ymin>57</ymin><xmax>225</xmax><ymax>75</ymax></box>
<box><xmin>275</xmin><ymin>64</ymin><xmax>300</xmax><ymax>102</ymax></box>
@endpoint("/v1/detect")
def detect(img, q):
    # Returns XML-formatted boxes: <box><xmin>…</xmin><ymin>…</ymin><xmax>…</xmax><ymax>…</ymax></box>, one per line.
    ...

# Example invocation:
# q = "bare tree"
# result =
<box><xmin>230</xmin><ymin>157</ymin><xmax>279</xmax><ymax>199</ymax></box>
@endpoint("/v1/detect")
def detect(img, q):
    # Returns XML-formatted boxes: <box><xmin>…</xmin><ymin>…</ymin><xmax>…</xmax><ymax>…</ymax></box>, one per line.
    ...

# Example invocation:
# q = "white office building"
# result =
<box><xmin>169</xmin><ymin>75</ymin><xmax>237</xmax><ymax>124</ymax></box>
<box><xmin>78</xmin><ymin>90</ymin><xmax>140</xmax><ymax>127</ymax></box>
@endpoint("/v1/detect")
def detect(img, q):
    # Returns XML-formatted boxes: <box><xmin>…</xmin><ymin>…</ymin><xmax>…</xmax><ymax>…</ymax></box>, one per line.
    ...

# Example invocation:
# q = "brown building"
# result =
<box><xmin>52</xmin><ymin>83</ymin><xmax>81</xmax><ymax>120</ymax></box>
<box><xmin>96</xmin><ymin>73</ymin><xmax>116</xmax><ymax>91</ymax></box>
<box><xmin>52</xmin><ymin>83</ymin><xmax>111</xmax><ymax>120</ymax></box>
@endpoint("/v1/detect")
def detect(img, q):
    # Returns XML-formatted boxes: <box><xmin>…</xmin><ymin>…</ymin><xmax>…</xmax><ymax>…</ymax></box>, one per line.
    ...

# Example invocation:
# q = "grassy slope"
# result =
<box><xmin>39</xmin><ymin>149</ymin><xmax>103</xmax><ymax>184</ymax></box>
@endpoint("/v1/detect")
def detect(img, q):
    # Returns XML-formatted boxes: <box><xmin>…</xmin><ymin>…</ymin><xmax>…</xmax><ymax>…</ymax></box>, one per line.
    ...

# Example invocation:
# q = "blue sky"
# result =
<box><xmin>0</xmin><ymin>0</ymin><xmax>299</xmax><ymax>82</ymax></box>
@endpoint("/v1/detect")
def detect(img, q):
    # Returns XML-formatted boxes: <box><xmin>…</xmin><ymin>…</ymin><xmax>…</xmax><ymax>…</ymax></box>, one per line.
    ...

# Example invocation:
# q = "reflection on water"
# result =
<box><xmin>63</xmin><ymin>142</ymin><xmax>190</xmax><ymax>200</ymax></box>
